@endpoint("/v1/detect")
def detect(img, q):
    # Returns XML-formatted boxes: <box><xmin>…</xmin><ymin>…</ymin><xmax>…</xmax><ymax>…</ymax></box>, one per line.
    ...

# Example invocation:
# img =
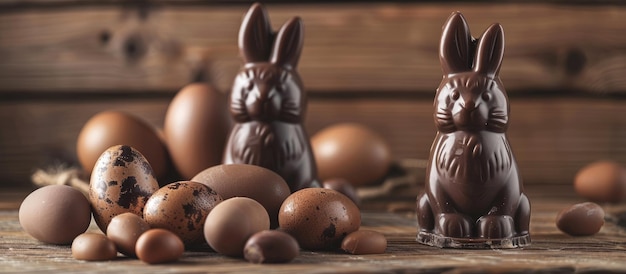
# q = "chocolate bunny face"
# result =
<box><xmin>231</xmin><ymin>3</ymin><xmax>304</xmax><ymax>124</ymax></box>
<box><xmin>435</xmin><ymin>12</ymin><xmax>509</xmax><ymax>134</ymax></box>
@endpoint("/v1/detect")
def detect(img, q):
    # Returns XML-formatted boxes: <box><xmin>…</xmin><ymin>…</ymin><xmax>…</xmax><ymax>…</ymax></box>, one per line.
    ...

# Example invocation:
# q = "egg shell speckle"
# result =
<box><xmin>144</xmin><ymin>181</ymin><xmax>223</xmax><ymax>246</ymax></box>
<box><xmin>89</xmin><ymin>145</ymin><xmax>159</xmax><ymax>233</ymax></box>
<box><xmin>279</xmin><ymin>188</ymin><xmax>361</xmax><ymax>251</ymax></box>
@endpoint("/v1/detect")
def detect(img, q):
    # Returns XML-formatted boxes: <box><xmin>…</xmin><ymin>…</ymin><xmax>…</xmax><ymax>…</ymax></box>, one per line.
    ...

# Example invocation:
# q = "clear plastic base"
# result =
<box><xmin>416</xmin><ymin>231</ymin><xmax>531</xmax><ymax>249</ymax></box>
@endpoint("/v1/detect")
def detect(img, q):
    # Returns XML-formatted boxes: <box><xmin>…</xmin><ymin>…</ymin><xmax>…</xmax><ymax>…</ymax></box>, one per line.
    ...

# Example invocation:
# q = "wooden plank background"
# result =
<box><xmin>1</xmin><ymin>1</ymin><xmax>626</xmax><ymax>188</ymax></box>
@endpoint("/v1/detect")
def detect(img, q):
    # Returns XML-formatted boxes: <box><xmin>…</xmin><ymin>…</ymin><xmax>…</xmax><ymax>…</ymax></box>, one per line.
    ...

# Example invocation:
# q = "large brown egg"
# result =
<box><xmin>192</xmin><ymin>164</ymin><xmax>290</xmax><ymax>228</ymax></box>
<box><xmin>278</xmin><ymin>188</ymin><xmax>361</xmax><ymax>251</ymax></box>
<box><xmin>144</xmin><ymin>181</ymin><xmax>223</xmax><ymax>246</ymax></box>
<box><xmin>19</xmin><ymin>185</ymin><xmax>91</xmax><ymax>244</ymax></box>
<box><xmin>77</xmin><ymin>111</ymin><xmax>168</xmax><ymax>178</ymax></box>
<box><xmin>89</xmin><ymin>145</ymin><xmax>160</xmax><ymax>232</ymax></box>
<box><xmin>311</xmin><ymin>123</ymin><xmax>391</xmax><ymax>187</ymax></box>
<box><xmin>164</xmin><ymin>83</ymin><xmax>231</xmax><ymax>179</ymax></box>
<box><xmin>574</xmin><ymin>161</ymin><xmax>626</xmax><ymax>203</ymax></box>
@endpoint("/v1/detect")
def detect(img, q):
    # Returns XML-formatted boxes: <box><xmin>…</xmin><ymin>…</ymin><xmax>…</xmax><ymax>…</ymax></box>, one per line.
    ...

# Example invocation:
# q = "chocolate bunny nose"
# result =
<box><xmin>462</xmin><ymin>101</ymin><xmax>476</xmax><ymax>111</ymax></box>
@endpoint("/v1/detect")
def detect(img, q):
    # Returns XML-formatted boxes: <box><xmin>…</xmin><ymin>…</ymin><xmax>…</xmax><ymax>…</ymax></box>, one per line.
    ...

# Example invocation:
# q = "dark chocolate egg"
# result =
<box><xmin>556</xmin><ymin>202</ymin><xmax>605</xmax><ymax>236</ymax></box>
<box><xmin>89</xmin><ymin>145</ymin><xmax>159</xmax><ymax>233</ymax></box>
<box><xmin>164</xmin><ymin>83</ymin><xmax>231</xmax><ymax>179</ymax></box>
<box><xmin>77</xmin><ymin>111</ymin><xmax>168</xmax><ymax>179</ymax></box>
<box><xmin>278</xmin><ymin>188</ymin><xmax>360</xmax><ymax>250</ymax></box>
<box><xmin>143</xmin><ymin>181</ymin><xmax>223</xmax><ymax>246</ymax></box>
<box><xmin>192</xmin><ymin>164</ymin><xmax>290</xmax><ymax>228</ymax></box>
<box><xmin>311</xmin><ymin>123</ymin><xmax>391</xmax><ymax>186</ymax></box>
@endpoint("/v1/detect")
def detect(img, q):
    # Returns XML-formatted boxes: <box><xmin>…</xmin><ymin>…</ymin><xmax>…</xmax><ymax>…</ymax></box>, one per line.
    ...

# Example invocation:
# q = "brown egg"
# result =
<box><xmin>144</xmin><ymin>181</ymin><xmax>223</xmax><ymax>246</ymax></box>
<box><xmin>19</xmin><ymin>185</ymin><xmax>91</xmax><ymax>244</ymax></box>
<box><xmin>341</xmin><ymin>230</ymin><xmax>387</xmax><ymax>255</ymax></box>
<box><xmin>106</xmin><ymin>212</ymin><xmax>150</xmax><ymax>257</ymax></box>
<box><xmin>204</xmin><ymin>197</ymin><xmax>270</xmax><ymax>257</ymax></box>
<box><xmin>77</xmin><ymin>111</ymin><xmax>168</xmax><ymax>178</ymax></box>
<box><xmin>244</xmin><ymin>230</ymin><xmax>299</xmax><ymax>264</ymax></box>
<box><xmin>89</xmin><ymin>145</ymin><xmax>160</xmax><ymax>232</ymax></box>
<box><xmin>71</xmin><ymin>233</ymin><xmax>118</xmax><ymax>261</ymax></box>
<box><xmin>312</xmin><ymin>123</ymin><xmax>391</xmax><ymax>186</ymax></box>
<box><xmin>556</xmin><ymin>202</ymin><xmax>605</xmax><ymax>236</ymax></box>
<box><xmin>164</xmin><ymin>83</ymin><xmax>231</xmax><ymax>179</ymax></box>
<box><xmin>279</xmin><ymin>188</ymin><xmax>361</xmax><ymax>250</ymax></box>
<box><xmin>574</xmin><ymin>161</ymin><xmax>626</xmax><ymax>203</ymax></box>
<box><xmin>136</xmin><ymin>229</ymin><xmax>184</xmax><ymax>264</ymax></box>
<box><xmin>192</xmin><ymin>164</ymin><xmax>290</xmax><ymax>228</ymax></box>
<box><xmin>323</xmin><ymin>178</ymin><xmax>361</xmax><ymax>207</ymax></box>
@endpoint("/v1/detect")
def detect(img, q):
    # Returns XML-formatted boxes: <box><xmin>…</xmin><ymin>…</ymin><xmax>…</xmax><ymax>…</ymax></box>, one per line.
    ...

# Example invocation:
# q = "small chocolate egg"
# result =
<box><xmin>89</xmin><ymin>145</ymin><xmax>160</xmax><ymax>232</ymax></box>
<box><xmin>574</xmin><ymin>161</ymin><xmax>626</xmax><ymax>203</ymax></box>
<box><xmin>204</xmin><ymin>197</ymin><xmax>270</xmax><ymax>257</ymax></box>
<box><xmin>244</xmin><ymin>230</ymin><xmax>299</xmax><ymax>264</ymax></box>
<box><xmin>279</xmin><ymin>188</ymin><xmax>361</xmax><ymax>250</ymax></box>
<box><xmin>192</xmin><ymin>164</ymin><xmax>290</xmax><ymax>228</ymax></box>
<box><xmin>323</xmin><ymin>178</ymin><xmax>361</xmax><ymax>207</ymax></box>
<box><xmin>312</xmin><ymin>123</ymin><xmax>392</xmax><ymax>186</ymax></box>
<box><xmin>19</xmin><ymin>185</ymin><xmax>91</xmax><ymax>244</ymax></box>
<box><xmin>72</xmin><ymin>233</ymin><xmax>118</xmax><ymax>261</ymax></box>
<box><xmin>164</xmin><ymin>83</ymin><xmax>231</xmax><ymax>179</ymax></box>
<box><xmin>136</xmin><ymin>229</ymin><xmax>184</xmax><ymax>264</ymax></box>
<box><xmin>144</xmin><ymin>181</ymin><xmax>222</xmax><ymax>246</ymax></box>
<box><xmin>556</xmin><ymin>202</ymin><xmax>605</xmax><ymax>236</ymax></box>
<box><xmin>106</xmin><ymin>212</ymin><xmax>150</xmax><ymax>257</ymax></box>
<box><xmin>341</xmin><ymin>230</ymin><xmax>387</xmax><ymax>255</ymax></box>
<box><xmin>77</xmin><ymin>111</ymin><xmax>168</xmax><ymax>178</ymax></box>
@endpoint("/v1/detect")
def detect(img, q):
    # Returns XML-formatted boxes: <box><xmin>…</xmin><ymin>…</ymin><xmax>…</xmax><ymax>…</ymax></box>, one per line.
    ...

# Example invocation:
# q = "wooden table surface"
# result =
<box><xmin>2</xmin><ymin>186</ymin><xmax>626</xmax><ymax>273</ymax></box>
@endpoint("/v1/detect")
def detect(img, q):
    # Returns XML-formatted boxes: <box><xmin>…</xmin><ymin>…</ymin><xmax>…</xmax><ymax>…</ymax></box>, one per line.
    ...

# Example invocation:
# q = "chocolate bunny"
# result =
<box><xmin>416</xmin><ymin>12</ymin><xmax>530</xmax><ymax>248</ymax></box>
<box><xmin>223</xmin><ymin>3</ymin><xmax>320</xmax><ymax>192</ymax></box>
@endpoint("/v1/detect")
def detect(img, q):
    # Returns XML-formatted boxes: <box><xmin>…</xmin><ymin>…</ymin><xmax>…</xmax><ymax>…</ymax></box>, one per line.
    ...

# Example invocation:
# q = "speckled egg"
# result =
<box><xmin>278</xmin><ymin>188</ymin><xmax>361</xmax><ymax>251</ymax></box>
<box><xmin>143</xmin><ymin>181</ymin><xmax>223</xmax><ymax>246</ymax></box>
<box><xmin>89</xmin><ymin>145</ymin><xmax>160</xmax><ymax>233</ymax></box>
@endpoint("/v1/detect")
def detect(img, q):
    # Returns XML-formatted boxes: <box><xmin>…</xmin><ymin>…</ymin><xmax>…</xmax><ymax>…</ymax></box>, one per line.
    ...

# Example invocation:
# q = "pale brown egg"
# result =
<box><xmin>203</xmin><ymin>197</ymin><xmax>270</xmax><ymax>257</ymax></box>
<box><xmin>164</xmin><ymin>83</ymin><xmax>231</xmax><ymax>179</ymax></box>
<box><xmin>192</xmin><ymin>164</ymin><xmax>290</xmax><ymax>228</ymax></box>
<box><xmin>574</xmin><ymin>161</ymin><xmax>626</xmax><ymax>203</ymax></box>
<box><xmin>278</xmin><ymin>188</ymin><xmax>361</xmax><ymax>251</ymax></box>
<box><xmin>89</xmin><ymin>145</ymin><xmax>160</xmax><ymax>233</ymax></box>
<box><xmin>72</xmin><ymin>233</ymin><xmax>118</xmax><ymax>261</ymax></box>
<box><xmin>136</xmin><ymin>229</ymin><xmax>184</xmax><ymax>264</ymax></box>
<box><xmin>77</xmin><ymin>111</ymin><xmax>168</xmax><ymax>179</ymax></box>
<box><xmin>143</xmin><ymin>181</ymin><xmax>223</xmax><ymax>246</ymax></box>
<box><xmin>19</xmin><ymin>185</ymin><xmax>91</xmax><ymax>244</ymax></box>
<box><xmin>311</xmin><ymin>123</ymin><xmax>391</xmax><ymax>187</ymax></box>
<box><xmin>107</xmin><ymin>212</ymin><xmax>150</xmax><ymax>257</ymax></box>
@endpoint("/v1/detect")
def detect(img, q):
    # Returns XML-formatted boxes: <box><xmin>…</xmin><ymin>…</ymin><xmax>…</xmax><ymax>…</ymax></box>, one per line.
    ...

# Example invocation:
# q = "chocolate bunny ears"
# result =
<box><xmin>239</xmin><ymin>3</ymin><xmax>303</xmax><ymax>69</ymax></box>
<box><xmin>440</xmin><ymin>11</ymin><xmax>505</xmax><ymax>77</ymax></box>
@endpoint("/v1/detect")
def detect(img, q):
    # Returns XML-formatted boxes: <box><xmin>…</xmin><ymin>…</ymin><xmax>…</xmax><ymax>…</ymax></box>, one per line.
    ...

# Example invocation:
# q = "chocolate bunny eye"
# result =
<box><xmin>482</xmin><ymin>92</ymin><xmax>491</xmax><ymax>102</ymax></box>
<box><xmin>451</xmin><ymin>90</ymin><xmax>460</xmax><ymax>101</ymax></box>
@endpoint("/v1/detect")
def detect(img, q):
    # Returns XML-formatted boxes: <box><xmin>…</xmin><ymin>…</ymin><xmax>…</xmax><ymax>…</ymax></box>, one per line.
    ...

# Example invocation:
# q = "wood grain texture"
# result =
<box><xmin>1</xmin><ymin>3</ymin><xmax>626</xmax><ymax>94</ymax></box>
<box><xmin>2</xmin><ymin>187</ymin><xmax>626</xmax><ymax>273</ymax></box>
<box><xmin>1</xmin><ymin>97</ymin><xmax>626</xmax><ymax>187</ymax></box>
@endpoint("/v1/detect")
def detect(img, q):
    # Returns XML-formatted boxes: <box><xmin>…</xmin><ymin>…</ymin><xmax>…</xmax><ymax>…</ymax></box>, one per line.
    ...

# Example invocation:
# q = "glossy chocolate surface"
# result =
<box><xmin>415</xmin><ymin>12</ymin><xmax>530</xmax><ymax>248</ymax></box>
<box><xmin>223</xmin><ymin>3</ymin><xmax>319</xmax><ymax>192</ymax></box>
